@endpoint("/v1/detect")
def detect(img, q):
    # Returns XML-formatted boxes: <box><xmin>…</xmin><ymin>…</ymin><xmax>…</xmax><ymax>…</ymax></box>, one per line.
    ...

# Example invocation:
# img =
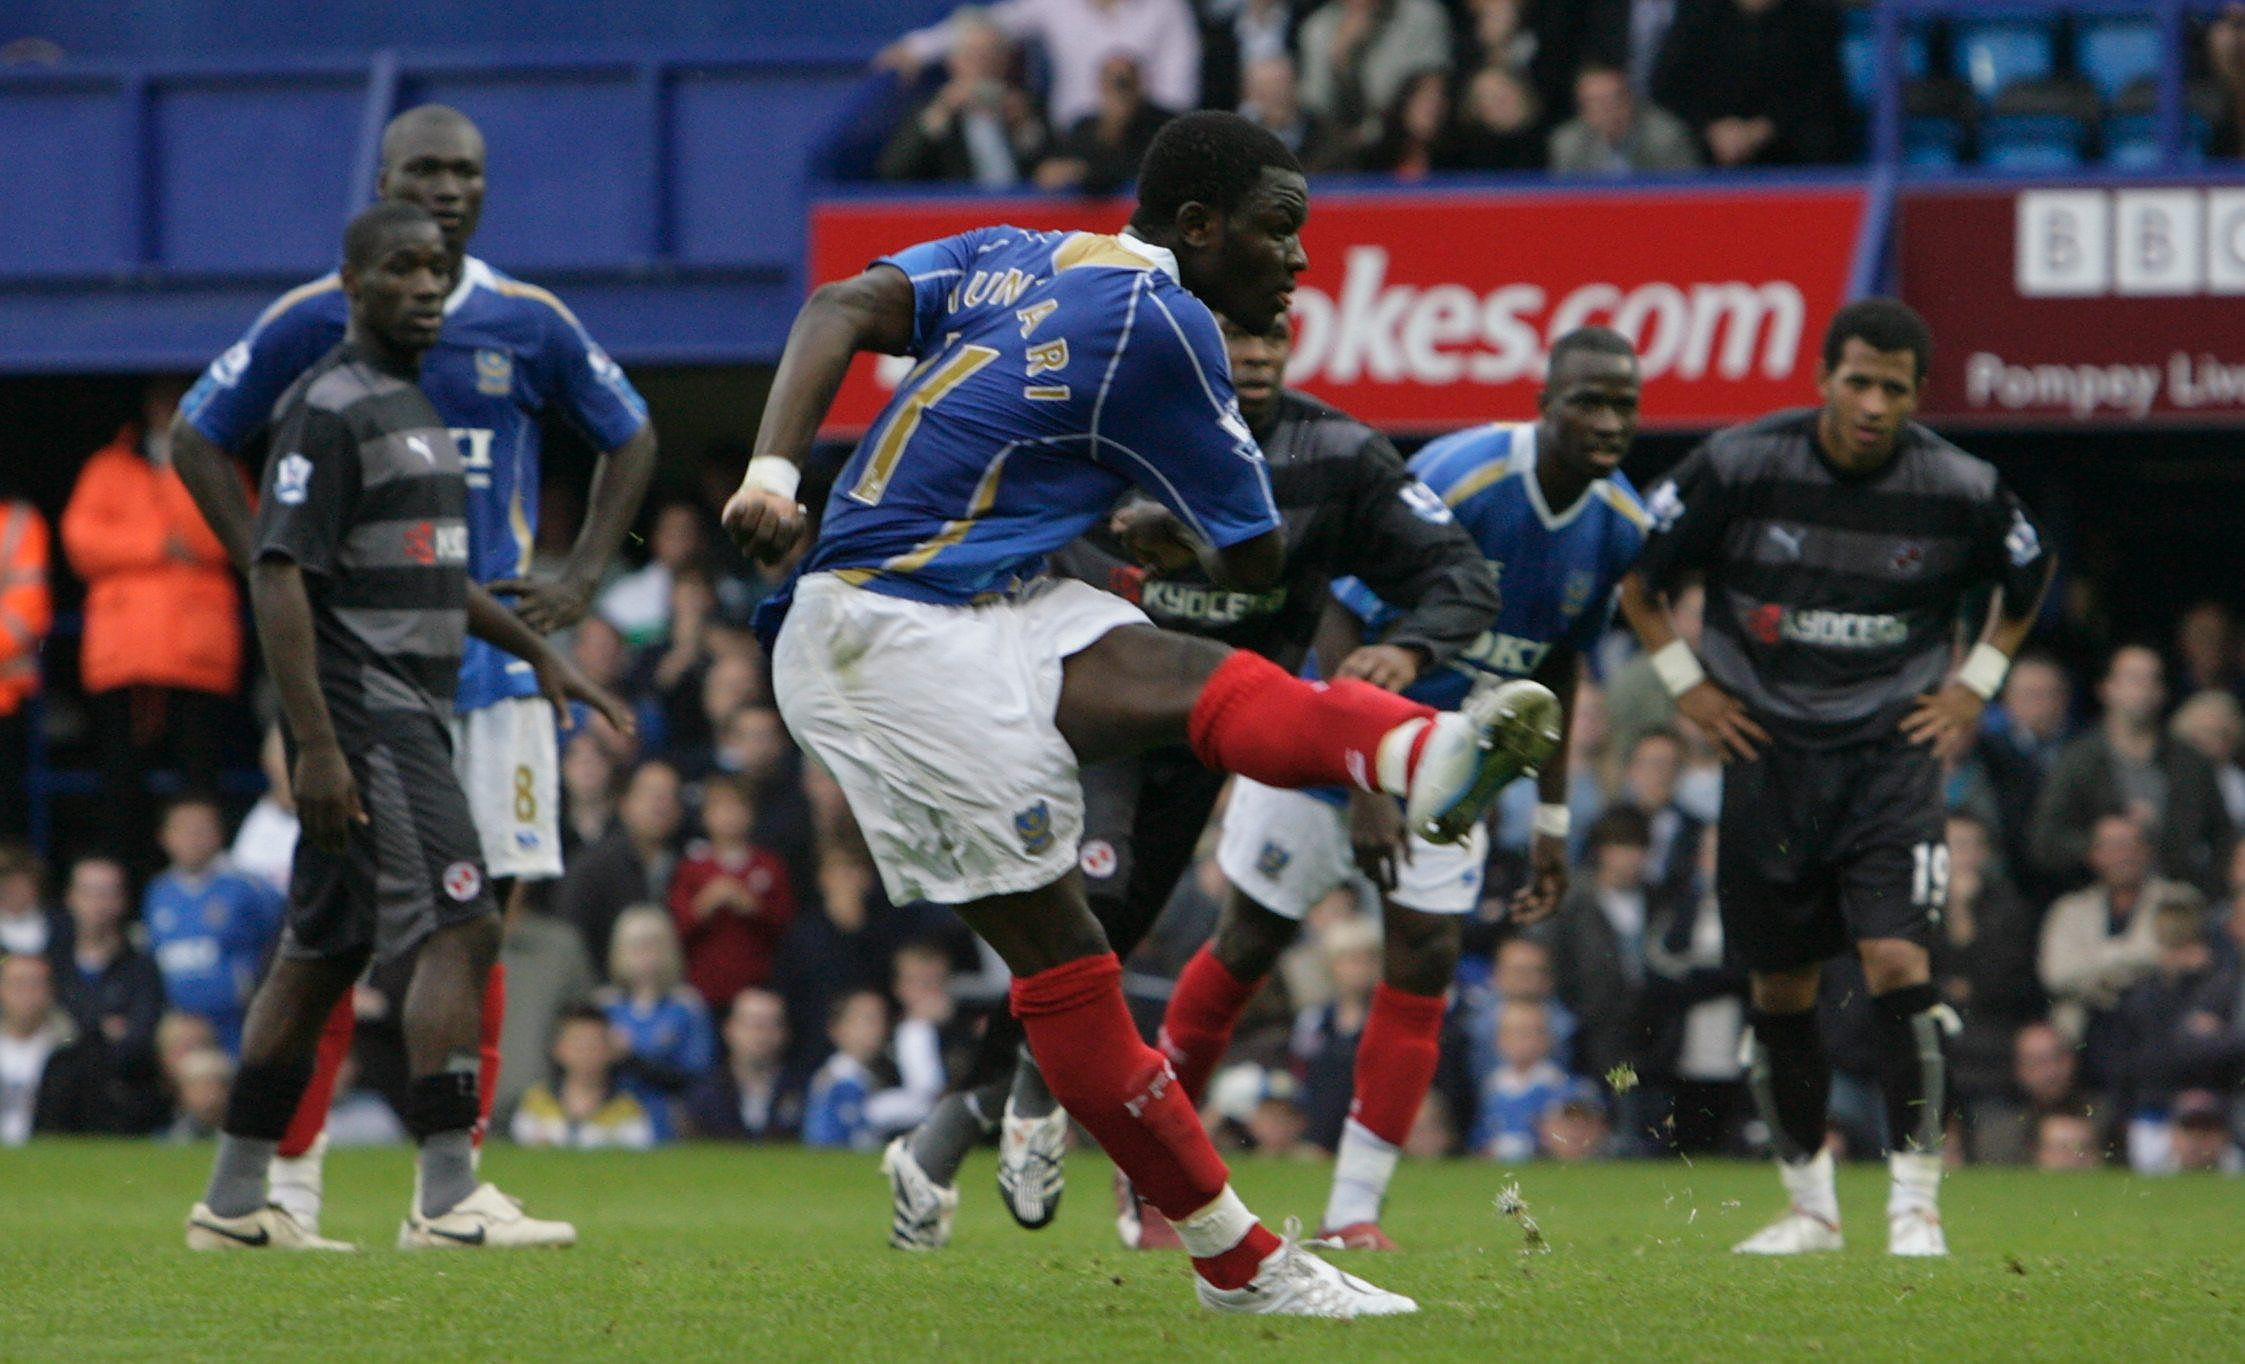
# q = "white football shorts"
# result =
<box><xmin>448</xmin><ymin>694</ymin><xmax>564</xmax><ymax>882</ymax></box>
<box><xmin>1215</xmin><ymin>776</ymin><xmax>1486</xmax><ymax>920</ymax></box>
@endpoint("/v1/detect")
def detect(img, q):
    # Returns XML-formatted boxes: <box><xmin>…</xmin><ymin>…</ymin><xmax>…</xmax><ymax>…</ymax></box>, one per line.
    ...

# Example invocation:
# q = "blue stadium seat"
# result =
<box><xmin>1903</xmin><ymin>116</ymin><xmax>1966</xmax><ymax>168</ymax></box>
<box><xmin>1842</xmin><ymin>21</ymin><xmax>1930</xmax><ymax>106</ymax></box>
<box><xmin>2078</xmin><ymin>19</ymin><xmax>2163</xmax><ymax>104</ymax></box>
<box><xmin>1952</xmin><ymin>19</ymin><xmax>2058</xmax><ymax>102</ymax></box>
<box><xmin>1981</xmin><ymin>112</ymin><xmax>2084</xmax><ymax>170</ymax></box>
<box><xmin>2102</xmin><ymin>111</ymin><xmax>2210</xmax><ymax>169</ymax></box>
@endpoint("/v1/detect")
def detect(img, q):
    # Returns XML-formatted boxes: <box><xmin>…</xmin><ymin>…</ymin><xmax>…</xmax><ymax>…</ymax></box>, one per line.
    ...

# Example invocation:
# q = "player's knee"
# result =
<box><xmin>1749</xmin><ymin>966</ymin><xmax>1821</xmax><ymax>1015</ymax></box>
<box><xmin>1382</xmin><ymin>910</ymin><xmax>1460</xmax><ymax>995</ymax></box>
<box><xmin>1858</xmin><ymin>938</ymin><xmax>1931</xmax><ymax>996</ymax></box>
<box><xmin>1214</xmin><ymin>897</ymin><xmax>1295</xmax><ymax>980</ymax></box>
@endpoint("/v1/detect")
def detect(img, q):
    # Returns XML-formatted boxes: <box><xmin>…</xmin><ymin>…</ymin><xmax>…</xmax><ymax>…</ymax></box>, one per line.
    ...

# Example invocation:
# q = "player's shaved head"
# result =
<box><xmin>1546</xmin><ymin>326</ymin><xmax>1637</xmax><ymax>383</ymax></box>
<box><xmin>1132</xmin><ymin>111</ymin><xmax>1300</xmax><ymax>230</ymax></box>
<box><xmin>380</xmin><ymin>104</ymin><xmax>484</xmax><ymax>170</ymax></box>
<box><xmin>344</xmin><ymin>201</ymin><xmax>441</xmax><ymax>273</ymax></box>
<box><xmin>1129</xmin><ymin>111</ymin><xmax>1308</xmax><ymax>334</ymax></box>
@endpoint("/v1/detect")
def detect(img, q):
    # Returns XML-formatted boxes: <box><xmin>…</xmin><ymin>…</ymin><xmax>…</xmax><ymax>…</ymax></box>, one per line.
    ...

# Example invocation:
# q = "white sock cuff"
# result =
<box><xmin>1374</xmin><ymin>716</ymin><xmax>1432</xmax><ymax>795</ymax></box>
<box><xmin>1172</xmin><ymin>1184</ymin><xmax>1260</xmax><ymax>1260</ymax></box>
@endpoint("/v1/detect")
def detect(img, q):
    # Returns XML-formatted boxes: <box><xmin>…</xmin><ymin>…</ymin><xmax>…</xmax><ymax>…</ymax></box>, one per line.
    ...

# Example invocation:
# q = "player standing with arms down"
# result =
<box><xmin>184</xmin><ymin>203</ymin><xmax>629</xmax><ymax>1251</ymax></box>
<box><xmin>884</xmin><ymin>310</ymin><xmax>1503</xmax><ymax>1249</ymax></box>
<box><xmin>171</xmin><ymin>104</ymin><xmax>657</xmax><ymax>1234</ymax></box>
<box><xmin>1159</xmin><ymin>327</ymin><xmax>1646</xmax><ymax>1250</ymax></box>
<box><xmin>724</xmin><ymin>112</ymin><xmax>1555</xmax><ymax>1318</ymax></box>
<box><xmin>1617</xmin><ymin>299</ymin><xmax>2054</xmax><ymax>1257</ymax></box>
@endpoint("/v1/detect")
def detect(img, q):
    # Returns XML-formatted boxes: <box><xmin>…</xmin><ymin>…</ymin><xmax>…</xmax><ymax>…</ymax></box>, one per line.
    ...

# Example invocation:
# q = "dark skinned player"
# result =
<box><xmin>1617</xmin><ymin>298</ymin><xmax>2055</xmax><ymax>1257</ymax></box>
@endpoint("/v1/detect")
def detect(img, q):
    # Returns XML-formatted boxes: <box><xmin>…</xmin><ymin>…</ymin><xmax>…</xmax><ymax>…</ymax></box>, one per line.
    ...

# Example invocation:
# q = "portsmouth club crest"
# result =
<box><xmin>475</xmin><ymin>348</ymin><xmax>514</xmax><ymax>396</ymax></box>
<box><xmin>1014</xmin><ymin>801</ymin><xmax>1055</xmax><ymax>855</ymax></box>
<box><xmin>1561</xmin><ymin>570</ymin><xmax>1596</xmax><ymax>619</ymax></box>
<box><xmin>1256</xmin><ymin>841</ymin><xmax>1292</xmax><ymax>879</ymax></box>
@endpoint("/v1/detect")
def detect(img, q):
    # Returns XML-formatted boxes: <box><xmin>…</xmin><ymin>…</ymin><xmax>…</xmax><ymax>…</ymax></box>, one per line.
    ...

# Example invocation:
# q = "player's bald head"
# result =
<box><xmin>380</xmin><ymin>104</ymin><xmax>484</xmax><ymax>170</ymax></box>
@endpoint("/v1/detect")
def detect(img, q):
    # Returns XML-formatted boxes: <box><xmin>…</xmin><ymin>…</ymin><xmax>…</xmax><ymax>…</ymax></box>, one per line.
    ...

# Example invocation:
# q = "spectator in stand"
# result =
<box><xmin>1445</xmin><ymin>65</ymin><xmax>1547</xmax><ymax>172</ymax></box>
<box><xmin>1613</xmin><ymin>728</ymin><xmax>1702</xmax><ymax>901</ymax></box>
<box><xmin>1937</xmin><ymin>812</ymin><xmax>2046</xmax><ymax>1137</ymax></box>
<box><xmin>1290</xmin><ymin>914</ymin><xmax>1379</xmax><ymax>1151</ymax></box>
<box><xmin>1199</xmin><ymin>0</ymin><xmax>1294</xmax><ymax>112</ymax></box>
<box><xmin>671</xmin><ymin>775</ymin><xmax>797</xmax><ymax>1014</ymax></box>
<box><xmin>2108</xmin><ymin>892</ymin><xmax>2221</xmax><ymax>1122</ymax></box>
<box><xmin>0</xmin><ymin>492</ymin><xmax>50</xmax><ymax>842</ymax></box>
<box><xmin>2172</xmin><ymin>691</ymin><xmax>2245</xmax><ymax>828</ymax></box>
<box><xmin>1471</xmin><ymin>999</ymin><xmax>1571</xmax><ymax>1160</ymax></box>
<box><xmin>161</xmin><ymin>1046</ymin><xmax>232</xmax><ymax>1142</ymax></box>
<box><xmin>685</xmin><ymin>987</ymin><xmax>804</xmax><ymax>1141</ymax></box>
<box><xmin>885</xmin><ymin>941</ymin><xmax>956</xmax><ymax>1129</ymax></box>
<box><xmin>598</xmin><ymin>906</ymin><xmax>716</xmax><ymax>1143</ymax></box>
<box><xmin>141</xmin><ymin>796</ymin><xmax>281</xmax><ymax>1056</ymax></box>
<box><xmin>877</xmin><ymin>11</ymin><xmax>1049</xmax><ymax>187</ymax></box>
<box><xmin>2165</xmin><ymin>1090</ymin><xmax>2243</xmax><ymax>1173</ymax></box>
<box><xmin>0</xmin><ymin>844</ymin><xmax>59</xmax><ymax>958</ymax></box>
<box><xmin>1</xmin><ymin>953</ymin><xmax>120</xmax><ymax>1143</ymax></box>
<box><xmin>2040</xmin><ymin>816</ymin><xmax>2195</xmax><ymax>1067</ymax></box>
<box><xmin>675</xmin><ymin>653</ymin><xmax>761</xmax><ymax>779</ymax></box>
<box><xmin>1238</xmin><ymin>55</ymin><xmax>1342</xmax><ymax>171</ymax></box>
<box><xmin>60</xmin><ymin>379</ymin><xmax>242</xmax><ymax>862</ymax></box>
<box><xmin>228</xmin><ymin>727</ymin><xmax>297</xmax><ymax>896</ymax></box>
<box><xmin>1543</xmin><ymin>808</ymin><xmax>1652</xmax><ymax>1095</ymax></box>
<box><xmin>599</xmin><ymin>501</ymin><xmax>707</xmax><ymax>650</ymax></box>
<box><xmin>511</xmin><ymin>1005</ymin><xmax>657</xmax><ymax>1150</ymax></box>
<box><xmin>1971</xmin><ymin>652</ymin><xmax>2075</xmax><ymax>897</ymax></box>
<box><xmin>1548</xmin><ymin>61</ymin><xmax>1697</xmax><ymax>175</ymax></box>
<box><xmin>878</xmin><ymin>0</ymin><xmax>1200</xmax><ymax>133</ymax></box>
<box><xmin>636</xmin><ymin>568</ymin><xmax>720</xmax><ymax>751</ymax></box>
<box><xmin>559</xmin><ymin>730</ymin><xmax>622</xmax><ymax>863</ymax></box>
<box><xmin>775</xmin><ymin>843</ymin><xmax>901</xmax><ymax>1071</ymax></box>
<box><xmin>2211</xmin><ymin>3</ymin><xmax>2245</xmax><ymax>159</ymax></box>
<box><xmin>1034</xmin><ymin>55</ymin><xmax>1174</xmax><ymax>193</ymax></box>
<box><xmin>2031</xmin><ymin>645</ymin><xmax>2233</xmax><ymax>897</ymax></box>
<box><xmin>1650</xmin><ymin>0</ymin><xmax>1848</xmax><ymax>168</ymax></box>
<box><xmin>1974</xmin><ymin>1021</ymin><xmax>2104</xmax><ymax>1167</ymax></box>
<box><xmin>803</xmin><ymin>988</ymin><xmax>894</xmax><ymax>1151</ymax></box>
<box><xmin>2173</xmin><ymin>601</ymin><xmax>2243</xmax><ymax>700</ymax></box>
<box><xmin>558</xmin><ymin>759</ymin><xmax>685</xmax><ymax>966</ymax></box>
<box><xmin>50</xmin><ymin>854</ymin><xmax>165</xmax><ymax>1131</ymax></box>
<box><xmin>1298</xmin><ymin>0</ymin><xmax>1454</xmax><ymax>140</ymax></box>
<box><xmin>1536</xmin><ymin>1082</ymin><xmax>1616</xmax><ymax>1162</ymax></box>
<box><xmin>2036</xmin><ymin>1104</ymin><xmax>2105</xmax><ymax>1171</ymax></box>
<box><xmin>703</xmin><ymin>705</ymin><xmax>815</xmax><ymax>888</ymax></box>
<box><xmin>493</xmin><ymin>878</ymin><xmax>598</xmax><ymax>1128</ymax></box>
<box><xmin>1640</xmin><ymin>825</ymin><xmax>1748</xmax><ymax>1155</ymax></box>
<box><xmin>1351</xmin><ymin>67</ymin><xmax>1455</xmax><ymax>178</ymax></box>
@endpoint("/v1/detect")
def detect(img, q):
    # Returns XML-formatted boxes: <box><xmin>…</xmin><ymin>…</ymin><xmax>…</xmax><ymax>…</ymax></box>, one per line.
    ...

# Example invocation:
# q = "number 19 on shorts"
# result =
<box><xmin>1911</xmin><ymin>841</ymin><xmax>1950</xmax><ymax>909</ymax></box>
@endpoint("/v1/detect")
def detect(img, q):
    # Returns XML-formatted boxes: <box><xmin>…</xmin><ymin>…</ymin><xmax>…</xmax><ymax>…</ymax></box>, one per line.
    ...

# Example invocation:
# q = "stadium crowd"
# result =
<box><xmin>5</xmin><ymin>386</ymin><xmax>2245</xmax><ymax>1180</ymax></box>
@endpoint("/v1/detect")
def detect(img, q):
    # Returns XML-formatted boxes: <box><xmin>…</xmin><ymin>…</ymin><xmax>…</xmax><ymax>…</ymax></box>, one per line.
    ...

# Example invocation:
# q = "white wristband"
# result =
<box><xmin>1957</xmin><ymin>642</ymin><xmax>2011</xmax><ymax>702</ymax></box>
<box><xmin>743</xmin><ymin>455</ymin><xmax>801</xmax><ymax>502</ymax></box>
<box><xmin>1651</xmin><ymin>639</ymin><xmax>1707</xmax><ymax>699</ymax></box>
<box><xmin>1532</xmin><ymin>803</ymin><xmax>1572</xmax><ymax>840</ymax></box>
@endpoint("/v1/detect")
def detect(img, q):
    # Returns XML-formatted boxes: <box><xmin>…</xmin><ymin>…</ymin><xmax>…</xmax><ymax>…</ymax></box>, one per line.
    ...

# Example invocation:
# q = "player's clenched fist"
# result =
<box><xmin>723</xmin><ymin>484</ymin><xmax>809</xmax><ymax>564</ymax></box>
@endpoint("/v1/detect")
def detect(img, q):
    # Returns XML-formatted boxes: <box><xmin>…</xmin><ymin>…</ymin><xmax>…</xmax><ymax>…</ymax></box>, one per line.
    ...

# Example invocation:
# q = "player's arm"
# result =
<box><xmin>724</xmin><ymin>265</ymin><xmax>918</xmax><ymax>563</ymax></box>
<box><xmin>1327</xmin><ymin>438</ymin><xmax>1498</xmax><ymax>689</ymax></box>
<box><xmin>1621</xmin><ymin>447</ymin><xmax>1768</xmax><ymax>761</ymax></box>
<box><xmin>170</xmin><ymin>419</ymin><xmax>257</xmax><ymax>574</ymax></box>
<box><xmin>1902</xmin><ymin>489</ymin><xmax>2059</xmax><ymax>762</ymax></box>
<box><xmin>1510</xmin><ymin>642</ymin><xmax>1580</xmax><ymax>926</ymax></box>
<box><xmin>464</xmin><ymin>584</ymin><xmax>636</xmax><ymax>736</ymax></box>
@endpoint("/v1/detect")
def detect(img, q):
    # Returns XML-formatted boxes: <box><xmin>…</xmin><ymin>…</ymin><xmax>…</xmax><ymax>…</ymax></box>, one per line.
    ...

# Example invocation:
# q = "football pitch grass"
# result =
<box><xmin>4</xmin><ymin>1143</ymin><xmax>2241</xmax><ymax>1361</ymax></box>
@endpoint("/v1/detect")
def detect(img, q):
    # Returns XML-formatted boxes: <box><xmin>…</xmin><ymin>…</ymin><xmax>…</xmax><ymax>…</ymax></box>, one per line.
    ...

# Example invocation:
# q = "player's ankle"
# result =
<box><xmin>1190</xmin><ymin>1221</ymin><xmax>1282</xmax><ymax>1291</ymax></box>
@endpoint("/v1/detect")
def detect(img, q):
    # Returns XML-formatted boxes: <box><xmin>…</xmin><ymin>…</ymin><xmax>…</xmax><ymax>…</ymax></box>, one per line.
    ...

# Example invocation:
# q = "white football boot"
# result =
<box><xmin>186</xmin><ymin>1201</ymin><xmax>356</xmax><ymax>1252</ymax></box>
<box><xmin>1196</xmin><ymin>1221</ymin><xmax>1419</xmax><ymax>1318</ymax></box>
<box><xmin>398</xmin><ymin>1182</ymin><xmax>577</xmax><ymax>1249</ymax></box>
<box><xmin>1406</xmin><ymin>679</ymin><xmax>1563</xmax><ymax>844</ymax></box>
<box><xmin>1734</xmin><ymin>1148</ymin><xmax>1845</xmax><ymax>1255</ymax></box>
<box><xmin>995</xmin><ymin>1099</ymin><xmax>1069</xmax><ymax>1230</ymax></box>
<box><xmin>882</xmin><ymin>1136</ymin><xmax>958</xmax><ymax>1251</ymax></box>
<box><xmin>1887</xmin><ymin>1151</ymin><xmax>1948</xmax><ymax>1257</ymax></box>
<box><xmin>267</xmin><ymin>1132</ymin><xmax>329</xmax><ymax>1237</ymax></box>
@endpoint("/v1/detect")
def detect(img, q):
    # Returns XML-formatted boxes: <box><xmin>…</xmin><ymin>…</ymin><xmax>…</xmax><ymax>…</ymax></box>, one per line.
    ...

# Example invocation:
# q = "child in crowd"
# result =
<box><xmin>804</xmin><ymin>989</ymin><xmax>892</xmax><ymax>1151</ymax></box>
<box><xmin>143</xmin><ymin>796</ymin><xmax>282</xmax><ymax>1054</ymax></box>
<box><xmin>1473</xmin><ymin>999</ymin><xmax>1570</xmax><ymax>1162</ymax></box>
<box><xmin>670</xmin><ymin>774</ymin><xmax>796</xmax><ymax>1013</ymax></box>
<box><xmin>598</xmin><ymin>906</ymin><xmax>716</xmax><ymax>1142</ymax></box>
<box><xmin>512</xmin><ymin>1005</ymin><xmax>657</xmax><ymax>1150</ymax></box>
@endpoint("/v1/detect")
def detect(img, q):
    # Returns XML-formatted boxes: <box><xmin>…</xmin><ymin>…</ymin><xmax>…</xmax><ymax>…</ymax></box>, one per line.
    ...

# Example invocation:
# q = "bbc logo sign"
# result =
<box><xmin>2016</xmin><ymin>188</ymin><xmax>2245</xmax><ymax>297</ymax></box>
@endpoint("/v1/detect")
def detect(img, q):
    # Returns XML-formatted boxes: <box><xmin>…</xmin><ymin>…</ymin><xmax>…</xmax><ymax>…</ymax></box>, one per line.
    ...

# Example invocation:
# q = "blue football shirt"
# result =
<box><xmin>181</xmin><ymin>256</ymin><xmax>650</xmax><ymax>712</ymax></box>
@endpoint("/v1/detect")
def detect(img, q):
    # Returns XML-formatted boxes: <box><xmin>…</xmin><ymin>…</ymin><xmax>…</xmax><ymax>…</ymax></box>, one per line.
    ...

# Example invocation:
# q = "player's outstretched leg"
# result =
<box><xmin>1734</xmin><ymin>971</ymin><xmax>1843</xmax><ymax>1255</ymax></box>
<box><xmin>963</xmin><ymin>881</ymin><xmax>1415</xmax><ymax>1318</ymax></box>
<box><xmin>187</xmin><ymin>956</ymin><xmax>362</xmax><ymax>1252</ymax></box>
<box><xmin>397</xmin><ymin>917</ymin><xmax>574</xmax><ymax>1250</ymax></box>
<box><xmin>1869</xmin><ymin>967</ymin><xmax>1954</xmax><ymax>1257</ymax></box>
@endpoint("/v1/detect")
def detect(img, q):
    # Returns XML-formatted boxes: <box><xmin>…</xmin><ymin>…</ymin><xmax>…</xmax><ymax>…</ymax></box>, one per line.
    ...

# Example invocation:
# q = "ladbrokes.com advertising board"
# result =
<box><xmin>1900</xmin><ymin>184</ymin><xmax>2245</xmax><ymax>425</ymax></box>
<box><xmin>809</xmin><ymin>183</ymin><xmax>1867</xmax><ymax>435</ymax></box>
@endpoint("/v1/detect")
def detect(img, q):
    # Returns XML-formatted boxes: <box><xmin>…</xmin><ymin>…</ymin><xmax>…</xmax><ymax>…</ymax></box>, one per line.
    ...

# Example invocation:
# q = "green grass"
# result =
<box><xmin>4</xmin><ymin>1142</ymin><xmax>2243</xmax><ymax>1361</ymax></box>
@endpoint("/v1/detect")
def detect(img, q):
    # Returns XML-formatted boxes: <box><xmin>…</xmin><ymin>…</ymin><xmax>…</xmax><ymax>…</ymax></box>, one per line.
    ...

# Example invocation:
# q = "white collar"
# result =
<box><xmin>1514</xmin><ymin>423</ymin><xmax>1602</xmax><ymax>532</ymax></box>
<box><xmin>445</xmin><ymin>255</ymin><xmax>496</xmax><ymax>316</ymax></box>
<box><xmin>1116</xmin><ymin>229</ymin><xmax>1182</xmax><ymax>284</ymax></box>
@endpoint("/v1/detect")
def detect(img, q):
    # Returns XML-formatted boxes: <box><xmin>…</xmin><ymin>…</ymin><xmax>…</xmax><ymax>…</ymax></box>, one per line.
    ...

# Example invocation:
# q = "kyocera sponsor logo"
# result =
<box><xmin>1748</xmin><ymin>604</ymin><xmax>1908</xmax><ymax>649</ymax></box>
<box><xmin>1280</xmin><ymin>246</ymin><xmax>1807</xmax><ymax>387</ymax></box>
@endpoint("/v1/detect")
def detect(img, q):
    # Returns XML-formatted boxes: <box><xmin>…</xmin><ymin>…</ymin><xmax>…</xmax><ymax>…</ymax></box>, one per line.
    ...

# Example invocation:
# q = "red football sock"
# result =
<box><xmin>1187</xmin><ymin>650</ymin><xmax>1435</xmax><ymax>793</ymax></box>
<box><xmin>278</xmin><ymin>995</ymin><xmax>356</xmax><ymax>1158</ymax></box>
<box><xmin>1351</xmin><ymin>982</ymin><xmax>1447</xmax><ymax>1146</ymax></box>
<box><xmin>474</xmin><ymin>962</ymin><xmax>506</xmax><ymax>1149</ymax></box>
<box><xmin>1158</xmin><ymin>946</ymin><xmax>1264</xmax><ymax>1106</ymax></box>
<box><xmin>1012</xmin><ymin>953</ymin><xmax>1279</xmax><ymax>1286</ymax></box>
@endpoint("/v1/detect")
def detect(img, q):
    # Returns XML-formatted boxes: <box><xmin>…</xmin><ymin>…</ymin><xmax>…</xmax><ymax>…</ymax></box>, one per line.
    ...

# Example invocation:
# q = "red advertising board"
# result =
<box><xmin>809</xmin><ymin>184</ymin><xmax>1867</xmax><ymax>435</ymax></box>
<box><xmin>1900</xmin><ymin>184</ymin><xmax>2245</xmax><ymax>426</ymax></box>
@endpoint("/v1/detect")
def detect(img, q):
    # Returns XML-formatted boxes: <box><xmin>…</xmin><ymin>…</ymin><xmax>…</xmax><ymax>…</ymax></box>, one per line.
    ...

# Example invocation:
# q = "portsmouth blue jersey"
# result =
<box><xmin>181</xmin><ymin>256</ymin><xmax>649</xmax><ymax>712</ymax></box>
<box><xmin>800</xmin><ymin>227</ymin><xmax>1280</xmax><ymax>604</ymax></box>
<box><xmin>1338</xmin><ymin>422</ymin><xmax>1650</xmax><ymax>711</ymax></box>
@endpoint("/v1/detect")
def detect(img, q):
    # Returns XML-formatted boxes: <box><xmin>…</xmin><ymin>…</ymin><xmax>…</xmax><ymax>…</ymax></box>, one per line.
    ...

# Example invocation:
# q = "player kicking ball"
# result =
<box><xmin>185</xmin><ymin>203</ymin><xmax>629</xmax><ymax>1252</ymax></box>
<box><xmin>1157</xmin><ymin>328</ymin><xmax>1647</xmax><ymax>1250</ymax></box>
<box><xmin>1618</xmin><ymin>299</ymin><xmax>2055</xmax><ymax>1257</ymax></box>
<box><xmin>725</xmin><ymin>113</ymin><xmax>1552</xmax><ymax>1318</ymax></box>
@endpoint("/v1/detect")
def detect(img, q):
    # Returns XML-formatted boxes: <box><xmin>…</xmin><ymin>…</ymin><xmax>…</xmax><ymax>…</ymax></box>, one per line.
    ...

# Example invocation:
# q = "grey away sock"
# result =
<box><xmin>418</xmin><ymin>1129</ymin><xmax>477</xmax><ymax>1219</ymax></box>
<box><xmin>204</xmin><ymin>1134</ymin><xmax>278</xmax><ymax>1219</ymax></box>
<box><xmin>910</xmin><ymin>1084</ymin><xmax>1006</xmax><ymax>1186</ymax></box>
<box><xmin>1008</xmin><ymin>1045</ymin><xmax>1057</xmax><ymax>1120</ymax></box>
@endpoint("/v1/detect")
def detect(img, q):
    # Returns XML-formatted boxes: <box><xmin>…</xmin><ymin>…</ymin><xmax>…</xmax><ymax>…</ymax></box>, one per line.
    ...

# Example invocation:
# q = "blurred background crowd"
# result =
<box><xmin>8</xmin><ymin>373</ymin><xmax>2245</xmax><ymax>1179</ymax></box>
